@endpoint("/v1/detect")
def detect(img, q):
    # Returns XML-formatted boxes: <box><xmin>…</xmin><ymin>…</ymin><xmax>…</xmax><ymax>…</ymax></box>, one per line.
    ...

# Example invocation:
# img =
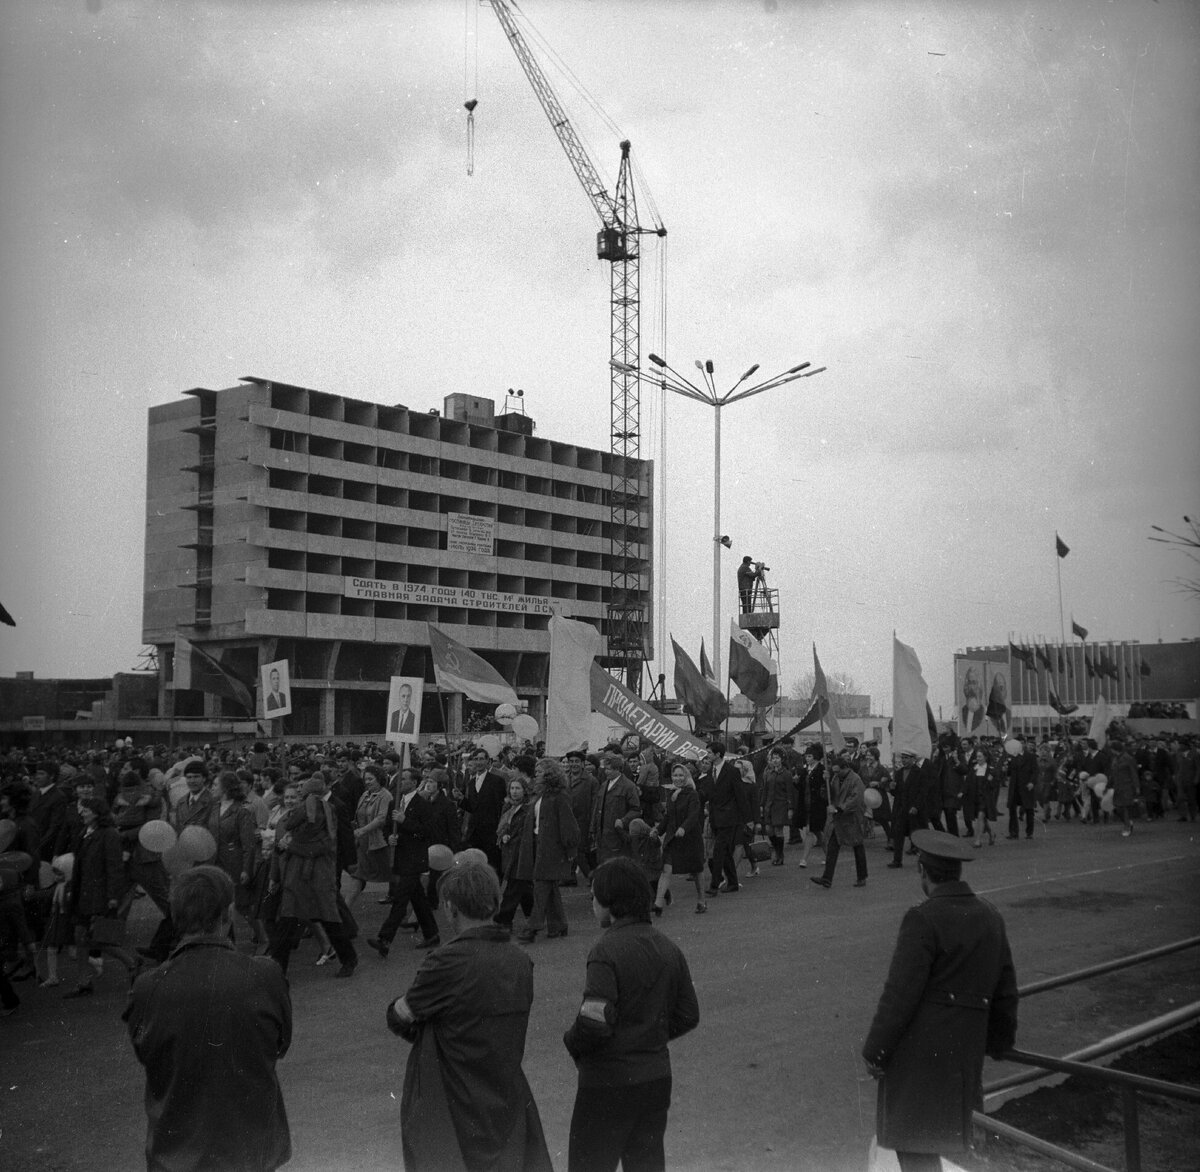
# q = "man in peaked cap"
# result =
<box><xmin>862</xmin><ymin>830</ymin><xmax>1019</xmax><ymax>1170</ymax></box>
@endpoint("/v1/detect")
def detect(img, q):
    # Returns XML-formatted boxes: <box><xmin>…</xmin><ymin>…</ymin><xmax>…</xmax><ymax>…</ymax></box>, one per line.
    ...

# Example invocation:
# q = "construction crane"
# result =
<box><xmin>486</xmin><ymin>0</ymin><xmax>665</xmax><ymax>695</ymax></box>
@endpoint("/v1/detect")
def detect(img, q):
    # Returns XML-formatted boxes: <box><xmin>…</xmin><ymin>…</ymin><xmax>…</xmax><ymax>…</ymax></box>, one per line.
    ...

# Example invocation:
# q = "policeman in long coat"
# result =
<box><xmin>862</xmin><ymin>830</ymin><xmax>1018</xmax><ymax>1170</ymax></box>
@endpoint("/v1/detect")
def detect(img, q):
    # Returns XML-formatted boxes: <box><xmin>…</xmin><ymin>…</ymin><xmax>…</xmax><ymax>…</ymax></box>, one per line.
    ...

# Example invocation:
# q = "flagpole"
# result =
<box><xmin>168</xmin><ymin>653</ymin><xmax>177</xmax><ymax>752</ymax></box>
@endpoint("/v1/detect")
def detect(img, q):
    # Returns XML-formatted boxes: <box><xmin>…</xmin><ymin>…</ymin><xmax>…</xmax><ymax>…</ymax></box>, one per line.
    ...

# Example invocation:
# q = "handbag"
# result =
<box><xmin>747</xmin><ymin>836</ymin><xmax>773</xmax><ymax>863</ymax></box>
<box><xmin>88</xmin><ymin>916</ymin><xmax>127</xmax><ymax>947</ymax></box>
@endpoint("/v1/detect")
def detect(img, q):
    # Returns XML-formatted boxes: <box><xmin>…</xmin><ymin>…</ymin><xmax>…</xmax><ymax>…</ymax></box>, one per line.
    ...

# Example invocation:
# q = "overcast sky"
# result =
<box><xmin>2</xmin><ymin>0</ymin><xmax>1198</xmax><ymax>715</ymax></box>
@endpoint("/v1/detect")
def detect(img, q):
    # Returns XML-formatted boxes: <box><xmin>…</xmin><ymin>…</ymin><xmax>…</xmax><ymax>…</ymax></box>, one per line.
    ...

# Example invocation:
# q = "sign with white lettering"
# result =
<box><xmin>344</xmin><ymin>577</ymin><xmax>556</xmax><ymax>616</ymax></box>
<box><xmin>447</xmin><ymin>512</ymin><xmax>496</xmax><ymax>555</ymax></box>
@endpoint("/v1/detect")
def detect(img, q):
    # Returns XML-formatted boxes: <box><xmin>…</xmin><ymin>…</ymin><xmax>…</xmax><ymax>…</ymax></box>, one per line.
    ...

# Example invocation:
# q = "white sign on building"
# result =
<box><xmin>446</xmin><ymin>512</ymin><xmax>496</xmax><ymax>555</ymax></box>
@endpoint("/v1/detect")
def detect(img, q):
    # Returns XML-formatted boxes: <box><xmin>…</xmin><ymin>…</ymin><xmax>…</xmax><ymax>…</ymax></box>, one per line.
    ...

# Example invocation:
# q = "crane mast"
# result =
<box><xmin>488</xmin><ymin>0</ymin><xmax>659</xmax><ymax>694</ymax></box>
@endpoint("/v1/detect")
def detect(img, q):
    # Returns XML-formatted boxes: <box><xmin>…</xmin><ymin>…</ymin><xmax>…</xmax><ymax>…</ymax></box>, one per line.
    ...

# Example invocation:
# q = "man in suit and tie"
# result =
<box><xmin>265</xmin><ymin>667</ymin><xmax>288</xmax><ymax>713</ymax></box>
<box><xmin>389</xmin><ymin>683</ymin><xmax>416</xmax><ymax>736</ymax></box>
<box><xmin>705</xmin><ymin>741</ymin><xmax>754</xmax><ymax>896</ymax></box>
<box><xmin>460</xmin><ymin>746</ymin><xmax>508</xmax><ymax>872</ymax></box>
<box><xmin>368</xmin><ymin>767</ymin><xmax>440</xmax><ymax>955</ymax></box>
<box><xmin>887</xmin><ymin>750</ymin><xmax>937</xmax><ymax>867</ymax></box>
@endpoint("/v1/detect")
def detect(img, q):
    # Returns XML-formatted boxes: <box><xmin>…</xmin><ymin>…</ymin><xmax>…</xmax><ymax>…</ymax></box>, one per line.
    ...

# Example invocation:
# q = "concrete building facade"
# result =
<box><xmin>142</xmin><ymin>378</ymin><xmax>653</xmax><ymax>739</ymax></box>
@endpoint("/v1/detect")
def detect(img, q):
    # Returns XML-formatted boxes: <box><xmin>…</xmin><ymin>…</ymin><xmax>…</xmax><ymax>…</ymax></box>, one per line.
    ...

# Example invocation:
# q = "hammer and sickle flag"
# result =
<box><xmin>427</xmin><ymin>623</ymin><xmax>518</xmax><ymax>706</ymax></box>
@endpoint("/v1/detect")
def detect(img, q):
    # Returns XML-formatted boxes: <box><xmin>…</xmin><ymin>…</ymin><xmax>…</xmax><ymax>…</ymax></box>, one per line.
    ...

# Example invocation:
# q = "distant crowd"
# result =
<box><xmin>2</xmin><ymin>721</ymin><xmax>1195</xmax><ymax>1011</ymax></box>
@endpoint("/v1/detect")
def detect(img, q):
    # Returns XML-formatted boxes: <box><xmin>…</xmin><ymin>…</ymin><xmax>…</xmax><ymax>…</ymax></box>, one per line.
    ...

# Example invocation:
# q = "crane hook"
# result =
<box><xmin>464</xmin><ymin>99</ymin><xmax>478</xmax><ymax>175</ymax></box>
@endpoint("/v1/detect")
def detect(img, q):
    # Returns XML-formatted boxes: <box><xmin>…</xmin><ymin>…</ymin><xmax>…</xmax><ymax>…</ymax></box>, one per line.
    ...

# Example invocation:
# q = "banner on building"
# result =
<box><xmin>345</xmin><ymin>576</ymin><xmax>555</xmax><ymax>616</ymax></box>
<box><xmin>954</xmin><ymin>654</ymin><xmax>1010</xmax><ymax>737</ymax></box>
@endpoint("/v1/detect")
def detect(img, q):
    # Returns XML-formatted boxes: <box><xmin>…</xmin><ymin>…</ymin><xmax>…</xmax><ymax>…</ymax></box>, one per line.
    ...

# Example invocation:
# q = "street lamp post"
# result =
<box><xmin>645</xmin><ymin>353</ymin><xmax>826</xmax><ymax>686</ymax></box>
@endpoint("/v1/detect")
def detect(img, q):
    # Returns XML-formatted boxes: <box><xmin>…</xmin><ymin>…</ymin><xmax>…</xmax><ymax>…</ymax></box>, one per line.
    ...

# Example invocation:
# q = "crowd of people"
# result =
<box><xmin>2</xmin><ymin>723</ymin><xmax>1193</xmax><ymax>1007</ymax></box>
<box><xmin>1</xmin><ymin>721</ymin><xmax>1193</xmax><ymax>1168</ymax></box>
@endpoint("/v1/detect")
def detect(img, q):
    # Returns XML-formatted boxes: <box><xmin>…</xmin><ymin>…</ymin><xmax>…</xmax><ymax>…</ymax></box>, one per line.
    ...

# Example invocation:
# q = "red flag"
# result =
<box><xmin>427</xmin><ymin>623</ymin><xmax>518</xmax><ymax>705</ymax></box>
<box><xmin>172</xmin><ymin>636</ymin><xmax>254</xmax><ymax>714</ymax></box>
<box><xmin>672</xmin><ymin>636</ymin><xmax>729</xmax><ymax>730</ymax></box>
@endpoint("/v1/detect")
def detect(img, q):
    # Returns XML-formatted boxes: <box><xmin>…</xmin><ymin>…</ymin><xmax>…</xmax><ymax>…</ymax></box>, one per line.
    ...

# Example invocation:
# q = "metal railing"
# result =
<box><xmin>972</xmin><ymin>937</ymin><xmax>1200</xmax><ymax>1172</ymax></box>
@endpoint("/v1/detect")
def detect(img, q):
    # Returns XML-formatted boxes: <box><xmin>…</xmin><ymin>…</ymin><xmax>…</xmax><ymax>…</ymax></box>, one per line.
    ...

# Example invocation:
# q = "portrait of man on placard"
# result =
<box><xmin>261</xmin><ymin>659</ymin><xmax>292</xmax><ymax>718</ymax></box>
<box><xmin>386</xmin><ymin>676</ymin><xmax>423</xmax><ymax>744</ymax></box>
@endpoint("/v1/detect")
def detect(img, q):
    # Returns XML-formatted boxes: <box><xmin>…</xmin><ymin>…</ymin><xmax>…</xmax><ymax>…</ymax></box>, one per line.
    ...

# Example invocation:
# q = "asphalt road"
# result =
<box><xmin>3</xmin><ymin>814</ymin><xmax>1197</xmax><ymax>1172</ymax></box>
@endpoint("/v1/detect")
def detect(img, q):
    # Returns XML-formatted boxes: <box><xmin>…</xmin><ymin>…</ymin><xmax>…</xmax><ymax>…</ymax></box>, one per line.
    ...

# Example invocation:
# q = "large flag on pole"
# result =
<box><xmin>172</xmin><ymin>636</ymin><xmax>254</xmax><ymax>714</ymax></box>
<box><xmin>892</xmin><ymin>636</ymin><xmax>933</xmax><ymax>759</ymax></box>
<box><xmin>811</xmin><ymin>645</ymin><xmax>846</xmax><ymax>753</ymax></box>
<box><xmin>672</xmin><ymin>636</ymin><xmax>730</xmax><ymax>730</ymax></box>
<box><xmin>427</xmin><ymin>623</ymin><xmax>518</xmax><ymax>706</ymax></box>
<box><xmin>729</xmin><ymin>620</ymin><xmax>779</xmax><ymax>706</ymax></box>
<box><xmin>1071</xmin><ymin>618</ymin><xmax>1088</xmax><ymax>640</ymax></box>
<box><xmin>546</xmin><ymin>616</ymin><xmax>603</xmax><ymax>756</ymax></box>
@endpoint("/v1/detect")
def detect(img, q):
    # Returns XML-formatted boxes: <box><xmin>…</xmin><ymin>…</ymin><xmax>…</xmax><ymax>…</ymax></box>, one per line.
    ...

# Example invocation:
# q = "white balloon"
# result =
<box><xmin>511</xmin><ymin>714</ymin><xmax>539</xmax><ymax>741</ymax></box>
<box><xmin>494</xmin><ymin>703</ymin><xmax>517</xmax><ymax>727</ymax></box>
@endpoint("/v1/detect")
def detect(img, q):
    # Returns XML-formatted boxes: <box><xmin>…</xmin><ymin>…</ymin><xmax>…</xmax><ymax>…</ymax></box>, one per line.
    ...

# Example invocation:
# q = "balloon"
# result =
<box><xmin>477</xmin><ymin>734</ymin><xmax>502</xmax><ymax>756</ymax></box>
<box><xmin>1090</xmin><ymin>776</ymin><xmax>1108</xmax><ymax>796</ymax></box>
<box><xmin>428</xmin><ymin>843</ymin><xmax>454</xmax><ymax>871</ymax></box>
<box><xmin>511</xmin><ymin>714</ymin><xmax>539</xmax><ymax>741</ymax></box>
<box><xmin>453</xmin><ymin>848</ymin><xmax>490</xmax><ymax>868</ymax></box>
<box><xmin>161</xmin><ymin>843</ymin><xmax>191</xmax><ymax>877</ymax></box>
<box><xmin>0</xmin><ymin>851</ymin><xmax>33</xmax><ymax>873</ymax></box>
<box><xmin>138</xmin><ymin>820</ymin><xmax>177</xmax><ymax>854</ymax></box>
<box><xmin>38</xmin><ymin>861</ymin><xmax>56</xmax><ymax>889</ymax></box>
<box><xmin>1003</xmin><ymin>739</ymin><xmax>1023</xmax><ymax>757</ymax></box>
<box><xmin>177</xmin><ymin>825</ymin><xmax>217</xmax><ymax>863</ymax></box>
<box><xmin>1100</xmin><ymin>789</ymin><xmax>1114</xmax><ymax>814</ymax></box>
<box><xmin>863</xmin><ymin>787</ymin><xmax>883</xmax><ymax>810</ymax></box>
<box><xmin>0</xmin><ymin>819</ymin><xmax>15</xmax><ymax>854</ymax></box>
<box><xmin>494</xmin><ymin>703</ymin><xmax>517</xmax><ymax>726</ymax></box>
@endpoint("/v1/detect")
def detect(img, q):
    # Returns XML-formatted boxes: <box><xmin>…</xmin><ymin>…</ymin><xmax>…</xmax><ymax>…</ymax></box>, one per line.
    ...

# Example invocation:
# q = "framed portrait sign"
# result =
<box><xmin>261</xmin><ymin>659</ymin><xmax>292</xmax><ymax>718</ymax></box>
<box><xmin>386</xmin><ymin>676</ymin><xmax>424</xmax><ymax>744</ymax></box>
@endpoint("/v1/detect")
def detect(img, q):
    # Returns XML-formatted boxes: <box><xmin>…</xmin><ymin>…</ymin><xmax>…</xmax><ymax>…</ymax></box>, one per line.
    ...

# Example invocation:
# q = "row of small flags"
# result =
<box><xmin>1008</xmin><ymin>639</ymin><xmax>1152</xmax><ymax>682</ymax></box>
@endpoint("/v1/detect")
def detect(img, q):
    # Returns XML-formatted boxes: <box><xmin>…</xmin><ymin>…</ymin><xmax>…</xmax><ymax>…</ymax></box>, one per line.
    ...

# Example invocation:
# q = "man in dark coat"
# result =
<box><xmin>515</xmin><ymin>758</ymin><xmax>580</xmax><ymax>942</ymax></box>
<box><xmin>564</xmin><ymin>750</ymin><xmax>597</xmax><ymax>882</ymax></box>
<box><xmin>1006</xmin><ymin>739</ymin><xmax>1038</xmax><ymax>839</ymax></box>
<box><xmin>705</xmin><ymin>742</ymin><xmax>754</xmax><ymax>896</ymax></box>
<box><xmin>124</xmin><ymin>866</ymin><xmax>291</xmax><ymax>1172</ymax></box>
<box><xmin>887</xmin><ymin>751</ymin><xmax>936</xmax><ymax>868</ymax></box>
<box><xmin>590</xmin><ymin>753</ymin><xmax>641</xmax><ymax>865</ymax></box>
<box><xmin>387</xmin><ymin>861</ymin><xmax>551</xmax><ymax>1172</ymax></box>
<box><xmin>862</xmin><ymin>830</ymin><xmax>1018</xmax><ymax>1170</ymax></box>
<box><xmin>27</xmin><ymin>760</ymin><xmax>68</xmax><ymax>862</ymax></box>
<box><xmin>369</xmin><ymin>768</ymin><xmax>440</xmax><ymax>955</ymax></box>
<box><xmin>460</xmin><ymin>746</ymin><xmax>508</xmax><ymax>873</ymax></box>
